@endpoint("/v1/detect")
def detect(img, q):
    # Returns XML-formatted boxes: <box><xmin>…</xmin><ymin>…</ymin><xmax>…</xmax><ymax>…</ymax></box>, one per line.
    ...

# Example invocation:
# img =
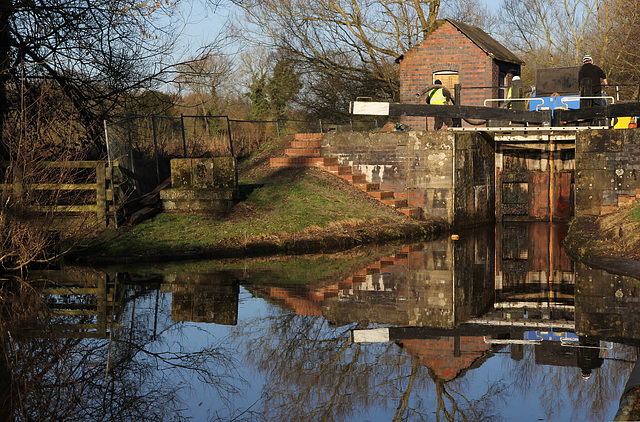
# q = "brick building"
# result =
<box><xmin>397</xmin><ymin>18</ymin><xmax>524</xmax><ymax>130</ymax></box>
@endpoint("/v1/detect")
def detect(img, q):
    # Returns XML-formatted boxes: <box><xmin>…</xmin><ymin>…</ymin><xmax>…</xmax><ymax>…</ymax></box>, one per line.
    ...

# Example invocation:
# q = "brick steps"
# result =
<box><xmin>285</xmin><ymin>148</ymin><xmax>321</xmax><ymax>157</ymax></box>
<box><xmin>295</xmin><ymin>133</ymin><xmax>324</xmax><ymax>141</ymax></box>
<box><xmin>270</xmin><ymin>156</ymin><xmax>338</xmax><ymax>167</ymax></box>
<box><xmin>291</xmin><ymin>140</ymin><xmax>322</xmax><ymax>148</ymax></box>
<box><xmin>368</xmin><ymin>190</ymin><xmax>395</xmax><ymax>200</ymax></box>
<box><xmin>325</xmin><ymin>166</ymin><xmax>354</xmax><ymax>175</ymax></box>
<box><xmin>339</xmin><ymin>173</ymin><xmax>367</xmax><ymax>184</ymax></box>
<box><xmin>270</xmin><ymin>132</ymin><xmax>422</xmax><ymax>219</ymax></box>
<box><xmin>354</xmin><ymin>183</ymin><xmax>380</xmax><ymax>192</ymax></box>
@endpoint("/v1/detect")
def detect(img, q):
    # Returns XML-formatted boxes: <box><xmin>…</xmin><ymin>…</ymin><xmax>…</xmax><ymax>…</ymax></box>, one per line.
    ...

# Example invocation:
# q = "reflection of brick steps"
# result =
<box><xmin>332</xmin><ymin>247</ymin><xmax>411</xmax><ymax>292</ymax></box>
<box><xmin>601</xmin><ymin>188</ymin><xmax>640</xmax><ymax>215</ymax></box>
<box><xmin>264</xmin><ymin>246</ymin><xmax>412</xmax><ymax>316</ymax></box>
<box><xmin>270</xmin><ymin>133</ymin><xmax>422</xmax><ymax>219</ymax></box>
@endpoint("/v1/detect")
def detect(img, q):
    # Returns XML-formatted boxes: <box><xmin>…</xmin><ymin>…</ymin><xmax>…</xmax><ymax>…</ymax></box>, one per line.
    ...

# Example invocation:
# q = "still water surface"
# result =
<box><xmin>6</xmin><ymin>222</ymin><xmax>640</xmax><ymax>421</ymax></box>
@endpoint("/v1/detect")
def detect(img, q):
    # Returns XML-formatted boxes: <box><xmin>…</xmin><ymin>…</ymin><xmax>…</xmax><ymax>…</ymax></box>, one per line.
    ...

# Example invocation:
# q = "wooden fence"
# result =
<box><xmin>0</xmin><ymin>160</ymin><xmax>118</xmax><ymax>228</ymax></box>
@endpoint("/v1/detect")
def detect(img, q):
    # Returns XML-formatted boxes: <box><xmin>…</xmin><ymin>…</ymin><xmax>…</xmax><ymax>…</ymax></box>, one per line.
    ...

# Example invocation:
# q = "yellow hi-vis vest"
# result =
<box><xmin>429</xmin><ymin>88</ymin><xmax>447</xmax><ymax>105</ymax></box>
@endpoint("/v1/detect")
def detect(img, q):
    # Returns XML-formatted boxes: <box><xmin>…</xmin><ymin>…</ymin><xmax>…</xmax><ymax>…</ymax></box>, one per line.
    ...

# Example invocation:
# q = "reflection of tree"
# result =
<box><xmin>506</xmin><ymin>342</ymin><xmax>636</xmax><ymax>421</ymax></box>
<box><xmin>232</xmin><ymin>309</ymin><xmax>508</xmax><ymax>421</ymax></box>
<box><xmin>0</xmin><ymin>278</ymin><xmax>243</xmax><ymax>421</ymax></box>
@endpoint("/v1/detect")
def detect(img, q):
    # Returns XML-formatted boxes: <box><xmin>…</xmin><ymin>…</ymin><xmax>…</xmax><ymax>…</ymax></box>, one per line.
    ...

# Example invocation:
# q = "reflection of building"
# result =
<box><xmin>250</xmin><ymin>227</ymin><xmax>494</xmax><ymax>328</ymax></box>
<box><xmin>252</xmin><ymin>221</ymin><xmax>633</xmax><ymax>383</ymax></box>
<box><xmin>162</xmin><ymin>273</ymin><xmax>239</xmax><ymax>325</ymax></box>
<box><xmin>401</xmin><ymin>336</ymin><xmax>492</xmax><ymax>381</ymax></box>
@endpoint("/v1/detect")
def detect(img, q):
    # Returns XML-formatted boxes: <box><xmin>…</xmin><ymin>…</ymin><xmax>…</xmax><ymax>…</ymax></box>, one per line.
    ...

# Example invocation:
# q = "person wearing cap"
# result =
<box><xmin>579</xmin><ymin>55</ymin><xmax>608</xmax><ymax>105</ymax></box>
<box><xmin>419</xmin><ymin>79</ymin><xmax>455</xmax><ymax>130</ymax></box>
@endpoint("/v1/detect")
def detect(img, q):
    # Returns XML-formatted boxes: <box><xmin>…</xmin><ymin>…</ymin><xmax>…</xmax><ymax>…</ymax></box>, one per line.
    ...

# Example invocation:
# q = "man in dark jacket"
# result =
<box><xmin>579</xmin><ymin>55</ymin><xmax>608</xmax><ymax>106</ymax></box>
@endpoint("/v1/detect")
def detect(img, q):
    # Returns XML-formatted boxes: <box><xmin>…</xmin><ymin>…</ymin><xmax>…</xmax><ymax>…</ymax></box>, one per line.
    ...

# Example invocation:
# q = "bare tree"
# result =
<box><xmin>0</xmin><ymin>0</ymin><xmax>186</xmax><ymax>154</ymax></box>
<box><xmin>441</xmin><ymin>0</ymin><xmax>499</xmax><ymax>34</ymax></box>
<box><xmin>231</xmin><ymin>0</ymin><xmax>441</xmax><ymax>108</ymax></box>
<box><xmin>175</xmin><ymin>54</ymin><xmax>235</xmax><ymax>132</ymax></box>
<box><xmin>592</xmin><ymin>0</ymin><xmax>640</xmax><ymax>99</ymax></box>
<box><xmin>497</xmin><ymin>0</ymin><xmax>599</xmax><ymax>77</ymax></box>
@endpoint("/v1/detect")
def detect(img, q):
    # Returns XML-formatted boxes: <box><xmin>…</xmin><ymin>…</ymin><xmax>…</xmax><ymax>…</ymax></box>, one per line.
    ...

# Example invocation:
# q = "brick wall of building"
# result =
<box><xmin>398</xmin><ymin>20</ymin><xmax>497</xmax><ymax>130</ymax></box>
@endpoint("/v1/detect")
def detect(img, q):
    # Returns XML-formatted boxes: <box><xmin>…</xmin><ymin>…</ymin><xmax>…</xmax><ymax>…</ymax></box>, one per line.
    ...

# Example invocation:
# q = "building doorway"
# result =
<box><xmin>433</xmin><ymin>71</ymin><xmax>459</xmax><ymax>102</ymax></box>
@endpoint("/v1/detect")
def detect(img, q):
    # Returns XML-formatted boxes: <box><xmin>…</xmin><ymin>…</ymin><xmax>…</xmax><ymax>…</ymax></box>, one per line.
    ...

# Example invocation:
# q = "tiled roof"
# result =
<box><xmin>446</xmin><ymin>18</ymin><xmax>524</xmax><ymax>65</ymax></box>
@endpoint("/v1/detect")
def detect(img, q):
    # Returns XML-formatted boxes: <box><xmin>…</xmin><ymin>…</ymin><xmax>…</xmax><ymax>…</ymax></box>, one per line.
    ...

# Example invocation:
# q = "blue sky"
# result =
<box><xmin>172</xmin><ymin>0</ymin><xmax>502</xmax><ymax>62</ymax></box>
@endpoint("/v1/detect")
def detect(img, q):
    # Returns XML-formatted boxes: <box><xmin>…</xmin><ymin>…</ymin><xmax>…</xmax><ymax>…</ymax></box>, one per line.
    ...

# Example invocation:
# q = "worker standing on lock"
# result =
<box><xmin>421</xmin><ymin>79</ymin><xmax>455</xmax><ymax>130</ymax></box>
<box><xmin>506</xmin><ymin>75</ymin><xmax>523</xmax><ymax>110</ymax></box>
<box><xmin>579</xmin><ymin>55</ymin><xmax>608</xmax><ymax>106</ymax></box>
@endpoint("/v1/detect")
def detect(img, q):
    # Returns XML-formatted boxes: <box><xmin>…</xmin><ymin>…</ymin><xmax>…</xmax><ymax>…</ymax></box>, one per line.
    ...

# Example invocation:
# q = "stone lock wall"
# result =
<box><xmin>322</xmin><ymin>131</ymin><xmax>495</xmax><ymax>226</ymax></box>
<box><xmin>575</xmin><ymin>129</ymin><xmax>640</xmax><ymax>216</ymax></box>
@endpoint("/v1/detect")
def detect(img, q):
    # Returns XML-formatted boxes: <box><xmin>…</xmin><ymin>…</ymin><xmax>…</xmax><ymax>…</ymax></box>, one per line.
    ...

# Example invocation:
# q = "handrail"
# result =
<box><xmin>483</xmin><ymin>98</ymin><xmax>544</xmax><ymax>107</ymax></box>
<box><xmin>560</xmin><ymin>96</ymin><xmax>615</xmax><ymax>107</ymax></box>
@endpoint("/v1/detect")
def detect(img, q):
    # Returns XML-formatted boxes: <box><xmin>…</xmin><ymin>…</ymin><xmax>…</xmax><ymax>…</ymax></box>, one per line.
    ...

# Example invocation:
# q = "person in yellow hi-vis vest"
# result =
<box><xmin>505</xmin><ymin>75</ymin><xmax>520</xmax><ymax>109</ymax></box>
<box><xmin>420</xmin><ymin>79</ymin><xmax>455</xmax><ymax>130</ymax></box>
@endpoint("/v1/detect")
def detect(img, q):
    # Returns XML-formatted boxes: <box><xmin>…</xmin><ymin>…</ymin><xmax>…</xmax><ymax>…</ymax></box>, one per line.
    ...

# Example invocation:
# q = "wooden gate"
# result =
<box><xmin>0</xmin><ymin>160</ymin><xmax>119</xmax><ymax>228</ymax></box>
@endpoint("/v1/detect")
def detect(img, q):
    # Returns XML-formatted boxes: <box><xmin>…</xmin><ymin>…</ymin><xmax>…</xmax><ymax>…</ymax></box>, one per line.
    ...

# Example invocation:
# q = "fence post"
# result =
<box><xmin>226</xmin><ymin>117</ymin><xmax>238</xmax><ymax>186</ymax></box>
<box><xmin>151</xmin><ymin>115</ymin><xmax>160</xmax><ymax>184</ymax></box>
<box><xmin>180</xmin><ymin>114</ymin><xmax>187</xmax><ymax>158</ymax></box>
<box><xmin>124</xmin><ymin>113</ymin><xmax>140</xmax><ymax>193</ymax></box>
<box><xmin>276</xmin><ymin>118</ymin><xmax>280</xmax><ymax>137</ymax></box>
<box><xmin>13</xmin><ymin>164</ymin><xmax>22</xmax><ymax>198</ymax></box>
<box><xmin>103</xmin><ymin>120</ymin><xmax>118</xmax><ymax>229</ymax></box>
<box><xmin>319</xmin><ymin>119</ymin><xmax>323</xmax><ymax>133</ymax></box>
<box><xmin>96</xmin><ymin>162</ymin><xmax>107</xmax><ymax>227</ymax></box>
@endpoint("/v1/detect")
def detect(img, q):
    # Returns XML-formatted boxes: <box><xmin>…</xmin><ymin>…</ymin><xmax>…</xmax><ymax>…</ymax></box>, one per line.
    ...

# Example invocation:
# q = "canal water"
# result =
<box><xmin>2</xmin><ymin>222</ymin><xmax>639</xmax><ymax>421</ymax></box>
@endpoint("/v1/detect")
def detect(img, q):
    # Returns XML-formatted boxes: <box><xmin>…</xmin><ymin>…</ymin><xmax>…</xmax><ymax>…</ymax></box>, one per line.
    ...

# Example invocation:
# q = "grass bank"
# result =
<box><xmin>69</xmin><ymin>140</ymin><xmax>447</xmax><ymax>264</ymax></box>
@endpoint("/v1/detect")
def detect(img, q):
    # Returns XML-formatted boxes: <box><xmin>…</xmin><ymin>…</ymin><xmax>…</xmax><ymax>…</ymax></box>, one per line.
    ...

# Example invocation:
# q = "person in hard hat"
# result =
<box><xmin>579</xmin><ymin>55</ymin><xmax>608</xmax><ymax>106</ymax></box>
<box><xmin>420</xmin><ymin>79</ymin><xmax>455</xmax><ymax>130</ymax></box>
<box><xmin>505</xmin><ymin>75</ymin><xmax>521</xmax><ymax>109</ymax></box>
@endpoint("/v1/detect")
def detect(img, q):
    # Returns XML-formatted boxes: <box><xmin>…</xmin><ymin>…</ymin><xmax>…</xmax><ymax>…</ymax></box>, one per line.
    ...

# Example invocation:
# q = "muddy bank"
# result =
<box><xmin>69</xmin><ymin>219</ymin><xmax>449</xmax><ymax>265</ymax></box>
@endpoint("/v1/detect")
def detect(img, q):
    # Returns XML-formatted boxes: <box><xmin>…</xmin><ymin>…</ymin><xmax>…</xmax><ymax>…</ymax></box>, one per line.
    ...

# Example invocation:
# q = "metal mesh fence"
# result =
<box><xmin>105</xmin><ymin>114</ymin><xmax>382</xmax><ymax>197</ymax></box>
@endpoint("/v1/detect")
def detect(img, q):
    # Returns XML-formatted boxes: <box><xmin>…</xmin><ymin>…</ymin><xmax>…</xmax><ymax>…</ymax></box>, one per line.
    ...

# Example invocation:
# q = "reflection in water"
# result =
<box><xmin>2</xmin><ymin>222</ymin><xmax>640</xmax><ymax>420</ymax></box>
<box><xmin>0</xmin><ymin>272</ymin><xmax>244</xmax><ymax>421</ymax></box>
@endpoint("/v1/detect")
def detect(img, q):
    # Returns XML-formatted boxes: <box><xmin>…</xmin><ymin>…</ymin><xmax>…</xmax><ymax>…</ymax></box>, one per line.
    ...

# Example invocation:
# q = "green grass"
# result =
<box><xmin>81</xmin><ymin>169</ymin><xmax>406</xmax><ymax>257</ymax></box>
<box><xmin>630</xmin><ymin>203</ymin><xmax>640</xmax><ymax>222</ymax></box>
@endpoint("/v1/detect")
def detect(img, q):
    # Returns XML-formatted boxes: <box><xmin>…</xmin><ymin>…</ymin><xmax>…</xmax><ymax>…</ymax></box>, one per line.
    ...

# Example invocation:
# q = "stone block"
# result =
<box><xmin>170</xmin><ymin>157</ymin><xmax>237</xmax><ymax>189</ymax></box>
<box><xmin>575</xmin><ymin>152</ymin><xmax>606</xmax><ymax>170</ymax></box>
<box><xmin>576</xmin><ymin>129</ymin><xmax>623</xmax><ymax>153</ymax></box>
<box><xmin>160</xmin><ymin>188</ymin><xmax>238</xmax><ymax>212</ymax></box>
<box><xmin>170</xmin><ymin>159</ymin><xmax>192</xmax><ymax>188</ymax></box>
